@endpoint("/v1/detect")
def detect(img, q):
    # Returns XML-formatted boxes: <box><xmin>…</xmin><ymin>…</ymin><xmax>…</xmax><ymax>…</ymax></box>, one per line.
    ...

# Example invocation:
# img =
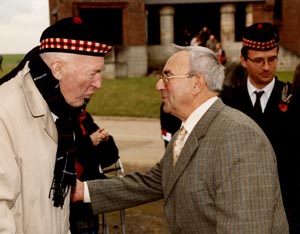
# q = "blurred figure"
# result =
<box><xmin>159</xmin><ymin>103</ymin><xmax>181</xmax><ymax>148</ymax></box>
<box><xmin>215</xmin><ymin>42</ymin><xmax>227</xmax><ymax>65</ymax></box>
<box><xmin>206</xmin><ymin>34</ymin><xmax>218</xmax><ymax>52</ymax></box>
<box><xmin>190</xmin><ymin>34</ymin><xmax>200</xmax><ymax>46</ymax></box>
<box><xmin>0</xmin><ymin>54</ymin><xmax>3</xmax><ymax>72</ymax></box>
<box><xmin>70</xmin><ymin>109</ymin><xmax>119</xmax><ymax>234</ymax></box>
<box><xmin>292</xmin><ymin>62</ymin><xmax>300</xmax><ymax>94</ymax></box>
<box><xmin>183</xmin><ymin>28</ymin><xmax>191</xmax><ymax>46</ymax></box>
<box><xmin>283</xmin><ymin>62</ymin><xmax>300</xmax><ymax>233</ymax></box>
<box><xmin>222</xmin><ymin>61</ymin><xmax>247</xmax><ymax>89</ymax></box>
<box><xmin>198</xmin><ymin>26</ymin><xmax>210</xmax><ymax>47</ymax></box>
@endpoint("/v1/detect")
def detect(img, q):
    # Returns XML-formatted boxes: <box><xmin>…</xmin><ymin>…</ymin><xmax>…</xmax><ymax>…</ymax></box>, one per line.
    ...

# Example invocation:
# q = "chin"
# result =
<box><xmin>69</xmin><ymin>100</ymin><xmax>85</xmax><ymax>108</ymax></box>
<box><xmin>162</xmin><ymin>105</ymin><xmax>171</xmax><ymax>114</ymax></box>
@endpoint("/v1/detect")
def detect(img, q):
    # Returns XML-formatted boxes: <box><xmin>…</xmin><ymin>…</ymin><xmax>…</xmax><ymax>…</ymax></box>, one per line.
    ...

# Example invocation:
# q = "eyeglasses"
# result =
<box><xmin>246</xmin><ymin>56</ymin><xmax>278</xmax><ymax>67</ymax></box>
<box><xmin>158</xmin><ymin>74</ymin><xmax>192</xmax><ymax>86</ymax></box>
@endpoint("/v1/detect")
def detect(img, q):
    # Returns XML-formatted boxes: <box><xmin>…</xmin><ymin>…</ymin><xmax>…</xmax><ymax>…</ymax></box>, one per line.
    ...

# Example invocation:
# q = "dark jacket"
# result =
<box><xmin>70</xmin><ymin>111</ymin><xmax>120</xmax><ymax>234</ymax></box>
<box><xmin>75</xmin><ymin>111</ymin><xmax>119</xmax><ymax>181</ymax></box>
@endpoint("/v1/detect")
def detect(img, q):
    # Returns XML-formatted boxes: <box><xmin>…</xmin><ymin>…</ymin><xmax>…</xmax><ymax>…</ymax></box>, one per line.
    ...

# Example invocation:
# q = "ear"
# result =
<box><xmin>240</xmin><ymin>55</ymin><xmax>247</xmax><ymax>68</ymax></box>
<box><xmin>192</xmin><ymin>74</ymin><xmax>205</xmax><ymax>95</ymax></box>
<box><xmin>49</xmin><ymin>59</ymin><xmax>65</xmax><ymax>81</ymax></box>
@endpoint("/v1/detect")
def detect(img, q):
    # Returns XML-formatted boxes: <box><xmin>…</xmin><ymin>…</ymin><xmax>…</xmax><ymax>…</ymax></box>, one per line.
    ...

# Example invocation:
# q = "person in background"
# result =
<box><xmin>0</xmin><ymin>17</ymin><xmax>112</xmax><ymax>234</ymax></box>
<box><xmin>205</xmin><ymin>34</ymin><xmax>218</xmax><ymax>52</ymax></box>
<box><xmin>159</xmin><ymin>103</ymin><xmax>181</xmax><ymax>147</ymax></box>
<box><xmin>198</xmin><ymin>26</ymin><xmax>210</xmax><ymax>47</ymax></box>
<box><xmin>292</xmin><ymin>62</ymin><xmax>300</xmax><ymax>94</ymax></box>
<box><xmin>0</xmin><ymin>54</ymin><xmax>3</xmax><ymax>72</ymax></box>
<box><xmin>73</xmin><ymin>44</ymin><xmax>289</xmax><ymax>234</ymax></box>
<box><xmin>190</xmin><ymin>34</ymin><xmax>200</xmax><ymax>46</ymax></box>
<box><xmin>70</xmin><ymin>108</ymin><xmax>119</xmax><ymax>234</ymax></box>
<box><xmin>182</xmin><ymin>28</ymin><xmax>191</xmax><ymax>46</ymax></box>
<box><xmin>222</xmin><ymin>61</ymin><xmax>247</xmax><ymax>89</ymax></box>
<box><xmin>221</xmin><ymin>22</ymin><xmax>297</xmax><ymax>233</ymax></box>
<box><xmin>215</xmin><ymin>42</ymin><xmax>227</xmax><ymax>65</ymax></box>
<box><xmin>283</xmin><ymin>61</ymin><xmax>300</xmax><ymax>233</ymax></box>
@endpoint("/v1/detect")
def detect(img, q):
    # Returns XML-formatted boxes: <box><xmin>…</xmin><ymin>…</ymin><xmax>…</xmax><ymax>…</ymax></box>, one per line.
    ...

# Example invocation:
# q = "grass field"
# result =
<box><xmin>1</xmin><ymin>54</ymin><xmax>25</xmax><ymax>75</ymax></box>
<box><xmin>0</xmin><ymin>54</ymin><xmax>294</xmax><ymax>118</ymax></box>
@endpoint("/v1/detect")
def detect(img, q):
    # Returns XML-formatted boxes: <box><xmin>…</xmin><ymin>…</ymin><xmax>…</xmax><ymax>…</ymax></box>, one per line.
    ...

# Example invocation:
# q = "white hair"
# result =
<box><xmin>172</xmin><ymin>44</ymin><xmax>225</xmax><ymax>92</ymax></box>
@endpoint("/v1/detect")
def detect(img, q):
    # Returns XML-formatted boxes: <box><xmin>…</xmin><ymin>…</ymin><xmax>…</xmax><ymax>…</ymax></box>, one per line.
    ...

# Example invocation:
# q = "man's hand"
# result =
<box><xmin>72</xmin><ymin>179</ymin><xmax>84</xmax><ymax>202</ymax></box>
<box><xmin>90</xmin><ymin>128</ymin><xmax>109</xmax><ymax>146</ymax></box>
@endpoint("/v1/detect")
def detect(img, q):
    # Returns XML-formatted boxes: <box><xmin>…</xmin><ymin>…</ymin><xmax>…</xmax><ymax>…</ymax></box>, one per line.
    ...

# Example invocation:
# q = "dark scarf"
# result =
<box><xmin>29</xmin><ymin>56</ymin><xmax>81</xmax><ymax>207</ymax></box>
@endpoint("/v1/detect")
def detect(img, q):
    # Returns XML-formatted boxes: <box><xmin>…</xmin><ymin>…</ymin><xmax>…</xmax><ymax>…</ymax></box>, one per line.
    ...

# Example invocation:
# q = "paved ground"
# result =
<box><xmin>93</xmin><ymin>116</ymin><xmax>170</xmax><ymax>234</ymax></box>
<box><xmin>93</xmin><ymin>116</ymin><xmax>166</xmax><ymax>168</ymax></box>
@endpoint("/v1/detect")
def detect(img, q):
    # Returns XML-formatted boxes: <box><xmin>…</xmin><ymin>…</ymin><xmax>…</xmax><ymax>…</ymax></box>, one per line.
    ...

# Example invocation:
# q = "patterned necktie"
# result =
<box><xmin>254</xmin><ymin>90</ymin><xmax>264</xmax><ymax>113</ymax></box>
<box><xmin>173</xmin><ymin>126</ymin><xmax>187</xmax><ymax>166</ymax></box>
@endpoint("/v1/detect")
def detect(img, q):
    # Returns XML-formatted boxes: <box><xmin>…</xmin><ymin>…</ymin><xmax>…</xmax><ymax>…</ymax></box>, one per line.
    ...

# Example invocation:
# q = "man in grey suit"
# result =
<box><xmin>73</xmin><ymin>45</ymin><xmax>289</xmax><ymax>233</ymax></box>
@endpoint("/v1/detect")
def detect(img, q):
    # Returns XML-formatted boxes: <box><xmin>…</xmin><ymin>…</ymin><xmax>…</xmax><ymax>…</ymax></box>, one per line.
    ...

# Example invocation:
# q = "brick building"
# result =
<box><xmin>48</xmin><ymin>0</ymin><xmax>300</xmax><ymax>77</ymax></box>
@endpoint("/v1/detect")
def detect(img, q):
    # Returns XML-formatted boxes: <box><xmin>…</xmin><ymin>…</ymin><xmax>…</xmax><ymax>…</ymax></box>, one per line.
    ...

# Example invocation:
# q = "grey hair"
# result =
<box><xmin>172</xmin><ymin>44</ymin><xmax>225</xmax><ymax>92</ymax></box>
<box><xmin>40</xmin><ymin>51</ymin><xmax>76</xmax><ymax>62</ymax></box>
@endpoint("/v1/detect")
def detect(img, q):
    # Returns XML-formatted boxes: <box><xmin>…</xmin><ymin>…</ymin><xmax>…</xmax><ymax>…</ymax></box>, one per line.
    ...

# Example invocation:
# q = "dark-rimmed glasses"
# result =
<box><xmin>246</xmin><ymin>56</ymin><xmax>278</xmax><ymax>67</ymax></box>
<box><xmin>158</xmin><ymin>74</ymin><xmax>193</xmax><ymax>86</ymax></box>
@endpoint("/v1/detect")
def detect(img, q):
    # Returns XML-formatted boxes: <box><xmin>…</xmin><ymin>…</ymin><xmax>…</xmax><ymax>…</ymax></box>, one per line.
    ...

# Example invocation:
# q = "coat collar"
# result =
<box><xmin>22</xmin><ymin>63</ymin><xmax>58</xmax><ymax>142</ymax></box>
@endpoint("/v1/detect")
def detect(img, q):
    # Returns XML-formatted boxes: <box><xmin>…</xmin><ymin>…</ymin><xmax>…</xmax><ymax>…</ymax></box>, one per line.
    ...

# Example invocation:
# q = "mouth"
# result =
<box><xmin>85</xmin><ymin>93</ymin><xmax>95</xmax><ymax>98</ymax></box>
<box><xmin>260</xmin><ymin>72</ymin><xmax>272</xmax><ymax>77</ymax></box>
<box><xmin>162</xmin><ymin>96</ymin><xmax>168</xmax><ymax>102</ymax></box>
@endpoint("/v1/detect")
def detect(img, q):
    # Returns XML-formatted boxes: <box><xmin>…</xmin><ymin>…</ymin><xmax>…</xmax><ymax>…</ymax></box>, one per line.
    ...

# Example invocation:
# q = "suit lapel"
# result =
<box><xmin>265</xmin><ymin>79</ymin><xmax>284</xmax><ymax>113</ymax></box>
<box><xmin>164</xmin><ymin>99</ymin><xmax>225</xmax><ymax>200</ymax></box>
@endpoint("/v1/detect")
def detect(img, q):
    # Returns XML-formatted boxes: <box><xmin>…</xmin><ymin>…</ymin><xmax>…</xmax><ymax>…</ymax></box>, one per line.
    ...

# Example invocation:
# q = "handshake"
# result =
<box><xmin>71</xmin><ymin>179</ymin><xmax>85</xmax><ymax>202</ymax></box>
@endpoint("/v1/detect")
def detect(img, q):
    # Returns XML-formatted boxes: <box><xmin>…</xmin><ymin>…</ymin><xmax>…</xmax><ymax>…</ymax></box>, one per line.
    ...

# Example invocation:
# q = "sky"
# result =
<box><xmin>0</xmin><ymin>0</ymin><xmax>50</xmax><ymax>54</ymax></box>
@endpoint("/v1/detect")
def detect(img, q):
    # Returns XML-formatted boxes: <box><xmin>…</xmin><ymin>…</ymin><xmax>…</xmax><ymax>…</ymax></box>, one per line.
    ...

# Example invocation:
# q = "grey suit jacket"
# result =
<box><xmin>88</xmin><ymin>98</ymin><xmax>289</xmax><ymax>234</ymax></box>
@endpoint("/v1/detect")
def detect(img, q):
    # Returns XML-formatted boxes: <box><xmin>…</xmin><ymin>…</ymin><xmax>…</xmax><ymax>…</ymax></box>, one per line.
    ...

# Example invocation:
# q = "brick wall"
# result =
<box><xmin>280</xmin><ymin>0</ymin><xmax>300</xmax><ymax>55</ymax></box>
<box><xmin>51</xmin><ymin>0</ymin><xmax>145</xmax><ymax>45</ymax></box>
<box><xmin>252</xmin><ymin>0</ymin><xmax>300</xmax><ymax>56</ymax></box>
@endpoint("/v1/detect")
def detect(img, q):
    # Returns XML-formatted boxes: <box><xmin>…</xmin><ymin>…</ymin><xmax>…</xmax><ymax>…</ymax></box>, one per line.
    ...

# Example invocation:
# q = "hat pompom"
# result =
<box><xmin>73</xmin><ymin>17</ymin><xmax>82</xmax><ymax>24</ymax></box>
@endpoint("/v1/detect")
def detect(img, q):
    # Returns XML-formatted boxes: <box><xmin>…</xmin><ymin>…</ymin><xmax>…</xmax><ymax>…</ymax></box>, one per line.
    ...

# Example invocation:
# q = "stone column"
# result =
<box><xmin>159</xmin><ymin>6</ymin><xmax>174</xmax><ymax>45</ymax></box>
<box><xmin>220</xmin><ymin>4</ymin><xmax>236</xmax><ymax>44</ymax></box>
<box><xmin>245</xmin><ymin>4</ymin><xmax>253</xmax><ymax>26</ymax></box>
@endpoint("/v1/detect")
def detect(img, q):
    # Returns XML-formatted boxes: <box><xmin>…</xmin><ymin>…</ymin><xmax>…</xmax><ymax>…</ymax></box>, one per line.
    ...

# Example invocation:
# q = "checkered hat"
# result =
<box><xmin>39</xmin><ymin>17</ymin><xmax>113</xmax><ymax>56</ymax></box>
<box><xmin>242</xmin><ymin>23</ymin><xmax>279</xmax><ymax>51</ymax></box>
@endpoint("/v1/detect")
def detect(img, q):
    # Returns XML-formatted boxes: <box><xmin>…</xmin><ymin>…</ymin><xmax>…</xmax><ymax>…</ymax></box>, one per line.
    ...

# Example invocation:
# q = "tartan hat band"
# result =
<box><xmin>39</xmin><ymin>17</ymin><xmax>113</xmax><ymax>57</ymax></box>
<box><xmin>40</xmin><ymin>38</ymin><xmax>112</xmax><ymax>56</ymax></box>
<box><xmin>242</xmin><ymin>38</ymin><xmax>277</xmax><ymax>50</ymax></box>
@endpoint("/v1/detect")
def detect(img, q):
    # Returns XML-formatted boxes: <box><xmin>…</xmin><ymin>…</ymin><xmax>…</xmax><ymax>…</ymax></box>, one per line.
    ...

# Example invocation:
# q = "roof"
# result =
<box><xmin>145</xmin><ymin>0</ymin><xmax>265</xmax><ymax>4</ymax></box>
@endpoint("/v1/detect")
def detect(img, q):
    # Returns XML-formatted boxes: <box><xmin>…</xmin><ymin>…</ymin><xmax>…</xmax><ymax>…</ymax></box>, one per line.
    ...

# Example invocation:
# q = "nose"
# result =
<box><xmin>92</xmin><ymin>75</ymin><xmax>102</xmax><ymax>89</ymax></box>
<box><xmin>262</xmin><ymin>60</ymin><xmax>271</xmax><ymax>70</ymax></box>
<box><xmin>156</xmin><ymin>78</ymin><xmax>165</xmax><ymax>91</ymax></box>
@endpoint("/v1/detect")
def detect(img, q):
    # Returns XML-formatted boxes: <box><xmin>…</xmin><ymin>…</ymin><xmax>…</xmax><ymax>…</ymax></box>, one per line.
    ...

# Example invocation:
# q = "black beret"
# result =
<box><xmin>39</xmin><ymin>17</ymin><xmax>113</xmax><ymax>56</ymax></box>
<box><xmin>242</xmin><ymin>23</ymin><xmax>279</xmax><ymax>51</ymax></box>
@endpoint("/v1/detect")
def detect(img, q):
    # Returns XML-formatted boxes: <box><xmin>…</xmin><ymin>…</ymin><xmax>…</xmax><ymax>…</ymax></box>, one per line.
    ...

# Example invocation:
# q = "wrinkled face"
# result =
<box><xmin>59</xmin><ymin>54</ymin><xmax>105</xmax><ymax>107</ymax></box>
<box><xmin>156</xmin><ymin>51</ymin><xmax>194</xmax><ymax>120</ymax></box>
<box><xmin>241</xmin><ymin>47</ymin><xmax>278</xmax><ymax>89</ymax></box>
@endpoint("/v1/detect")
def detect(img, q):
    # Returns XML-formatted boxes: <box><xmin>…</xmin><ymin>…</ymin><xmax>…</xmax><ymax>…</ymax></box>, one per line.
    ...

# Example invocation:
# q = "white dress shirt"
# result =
<box><xmin>247</xmin><ymin>78</ymin><xmax>275</xmax><ymax>112</ymax></box>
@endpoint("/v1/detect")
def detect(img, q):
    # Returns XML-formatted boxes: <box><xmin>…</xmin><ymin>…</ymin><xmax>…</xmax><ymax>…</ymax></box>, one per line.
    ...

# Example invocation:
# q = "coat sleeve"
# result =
<box><xmin>0</xmin><ymin>110</ymin><xmax>20</xmax><ymax>233</ymax></box>
<box><xmin>87</xmin><ymin>161</ymin><xmax>164</xmax><ymax>215</ymax></box>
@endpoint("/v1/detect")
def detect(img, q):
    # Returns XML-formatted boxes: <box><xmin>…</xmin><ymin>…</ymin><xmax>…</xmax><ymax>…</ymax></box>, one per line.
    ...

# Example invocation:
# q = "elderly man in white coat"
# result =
<box><xmin>0</xmin><ymin>17</ymin><xmax>112</xmax><ymax>234</ymax></box>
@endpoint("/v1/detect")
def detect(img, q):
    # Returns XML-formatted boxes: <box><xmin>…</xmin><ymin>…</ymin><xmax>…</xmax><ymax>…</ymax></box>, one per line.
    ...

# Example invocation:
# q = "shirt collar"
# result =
<box><xmin>247</xmin><ymin>77</ymin><xmax>275</xmax><ymax>99</ymax></box>
<box><xmin>182</xmin><ymin>96</ymin><xmax>218</xmax><ymax>134</ymax></box>
<box><xmin>247</xmin><ymin>78</ymin><xmax>275</xmax><ymax>111</ymax></box>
